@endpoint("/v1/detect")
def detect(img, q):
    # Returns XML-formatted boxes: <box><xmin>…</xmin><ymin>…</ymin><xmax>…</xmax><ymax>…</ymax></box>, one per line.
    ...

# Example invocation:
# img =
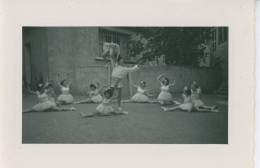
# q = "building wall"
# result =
<box><xmin>47</xmin><ymin>27</ymin><xmax>106</xmax><ymax>94</ymax></box>
<box><xmin>22</xmin><ymin>27</ymin><xmax>48</xmax><ymax>83</ymax></box>
<box><xmin>129</xmin><ymin>66</ymin><xmax>220</xmax><ymax>97</ymax></box>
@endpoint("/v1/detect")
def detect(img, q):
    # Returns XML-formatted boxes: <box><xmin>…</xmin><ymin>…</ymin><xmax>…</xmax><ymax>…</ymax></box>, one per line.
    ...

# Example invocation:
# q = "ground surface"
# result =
<box><xmin>22</xmin><ymin>94</ymin><xmax>228</xmax><ymax>144</ymax></box>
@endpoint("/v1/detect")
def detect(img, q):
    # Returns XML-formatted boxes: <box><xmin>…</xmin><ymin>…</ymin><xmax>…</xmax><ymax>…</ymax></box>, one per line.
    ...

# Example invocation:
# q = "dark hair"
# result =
<box><xmin>89</xmin><ymin>84</ymin><xmax>97</xmax><ymax>89</ymax></box>
<box><xmin>184</xmin><ymin>88</ymin><xmax>191</xmax><ymax>96</ymax></box>
<box><xmin>190</xmin><ymin>81</ymin><xmax>199</xmax><ymax>89</ymax></box>
<box><xmin>47</xmin><ymin>83</ymin><xmax>52</xmax><ymax>89</ymax></box>
<box><xmin>60</xmin><ymin>79</ymin><xmax>66</xmax><ymax>86</ymax></box>
<box><xmin>103</xmin><ymin>88</ymin><xmax>113</xmax><ymax>97</ymax></box>
<box><xmin>163</xmin><ymin>78</ymin><xmax>169</xmax><ymax>85</ymax></box>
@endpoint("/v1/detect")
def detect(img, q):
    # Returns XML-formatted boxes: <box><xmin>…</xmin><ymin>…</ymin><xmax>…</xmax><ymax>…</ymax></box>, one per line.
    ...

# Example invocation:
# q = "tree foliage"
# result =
<box><xmin>127</xmin><ymin>27</ymin><xmax>212</xmax><ymax>66</ymax></box>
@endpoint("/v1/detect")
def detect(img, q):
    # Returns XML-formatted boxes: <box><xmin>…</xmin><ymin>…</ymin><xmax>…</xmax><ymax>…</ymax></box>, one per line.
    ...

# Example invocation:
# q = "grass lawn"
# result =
<box><xmin>22</xmin><ymin>94</ymin><xmax>228</xmax><ymax>144</ymax></box>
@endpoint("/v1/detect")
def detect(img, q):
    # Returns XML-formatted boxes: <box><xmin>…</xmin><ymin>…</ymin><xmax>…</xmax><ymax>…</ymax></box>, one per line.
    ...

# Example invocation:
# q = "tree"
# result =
<box><xmin>127</xmin><ymin>27</ymin><xmax>212</xmax><ymax>66</ymax></box>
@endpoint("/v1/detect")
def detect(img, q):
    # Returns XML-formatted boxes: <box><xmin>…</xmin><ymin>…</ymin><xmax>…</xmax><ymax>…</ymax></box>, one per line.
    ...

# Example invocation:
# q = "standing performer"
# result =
<box><xmin>74</xmin><ymin>82</ymin><xmax>105</xmax><ymax>104</ymax></box>
<box><xmin>157</xmin><ymin>73</ymin><xmax>180</xmax><ymax>105</ymax></box>
<box><xmin>122</xmin><ymin>81</ymin><xmax>157</xmax><ymax>103</ymax></box>
<box><xmin>79</xmin><ymin>88</ymin><xmax>128</xmax><ymax>118</ymax></box>
<box><xmin>190</xmin><ymin>81</ymin><xmax>219</xmax><ymax>112</ymax></box>
<box><xmin>56</xmin><ymin>73</ymin><xmax>74</xmax><ymax>104</ymax></box>
<box><xmin>23</xmin><ymin>84</ymin><xmax>77</xmax><ymax>113</ymax></box>
<box><xmin>102</xmin><ymin>42</ymin><xmax>141</xmax><ymax>110</ymax></box>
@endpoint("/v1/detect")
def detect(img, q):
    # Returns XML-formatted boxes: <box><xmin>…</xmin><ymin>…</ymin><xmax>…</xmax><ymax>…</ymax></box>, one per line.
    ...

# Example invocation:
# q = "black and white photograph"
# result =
<box><xmin>22</xmin><ymin>27</ymin><xmax>228</xmax><ymax>144</ymax></box>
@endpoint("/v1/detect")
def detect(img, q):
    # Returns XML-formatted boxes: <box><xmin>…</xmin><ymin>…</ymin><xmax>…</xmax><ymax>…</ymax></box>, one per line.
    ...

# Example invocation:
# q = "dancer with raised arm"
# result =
<box><xmin>56</xmin><ymin>73</ymin><xmax>74</xmax><ymax>104</ymax></box>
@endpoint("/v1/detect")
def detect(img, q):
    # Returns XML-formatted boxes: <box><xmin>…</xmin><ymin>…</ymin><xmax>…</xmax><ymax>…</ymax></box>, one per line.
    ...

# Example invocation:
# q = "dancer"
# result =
<box><xmin>23</xmin><ymin>84</ymin><xmax>77</xmax><ymax>113</ymax></box>
<box><xmin>122</xmin><ymin>81</ymin><xmax>157</xmax><ymax>103</ymax></box>
<box><xmin>157</xmin><ymin>73</ymin><xmax>180</xmax><ymax>105</ymax></box>
<box><xmin>190</xmin><ymin>81</ymin><xmax>219</xmax><ymax>112</ymax></box>
<box><xmin>102</xmin><ymin>42</ymin><xmax>141</xmax><ymax>110</ymax></box>
<box><xmin>56</xmin><ymin>73</ymin><xmax>74</xmax><ymax>104</ymax></box>
<box><xmin>79</xmin><ymin>88</ymin><xmax>128</xmax><ymax>118</ymax></box>
<box><xmin>161</xmin><ymin>86</ymin><xmax>193</xmax><ymax>112</ymax></box>
<box><xmin>74</xmin><ymin>82</ymin><xmax>105</xmax><ymax>104</ymax></box>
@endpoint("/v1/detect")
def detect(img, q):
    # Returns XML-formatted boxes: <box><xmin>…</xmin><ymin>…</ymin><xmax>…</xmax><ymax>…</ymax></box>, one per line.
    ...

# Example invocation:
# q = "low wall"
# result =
<box><xmin>130</xmin><ymin>66</ymin><xmax>220</xmax><ymax>96</ymax></box>
<box><xmin>65</xmin><ymin>65</ymin><xmax>220</xmax><ymax>97</ymax></box>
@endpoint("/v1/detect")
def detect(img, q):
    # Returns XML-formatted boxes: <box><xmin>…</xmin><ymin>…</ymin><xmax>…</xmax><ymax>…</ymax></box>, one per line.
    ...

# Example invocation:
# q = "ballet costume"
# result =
<box><xmin>191</xmin><ymin>88</ymin><xmax>204</xmax><ymax>107</ymax></box>
<box><xmin>112</xmin><ymin>63</ymin><xmax>139</xmax><ymax>80</ymax></box>
<box><xmin>157</xmin><ymin>85</ymin><xmax>173</xmax><ymax>103</ymax></box>
<box><xmin>32</xmin><ymin>92</ymin><xmax>56</xmax><ymax>111</ymax></box>
<box><xmin>131</xmin><ymin>87</ymin><xmax>149</xmax><ymax>102</ymax></box>
<box><xmin>178</xmin><ymin>94</ymin><xmax>193</xmax><ymax>111</ymax></box>
<box><xmin>89</xmin><ymin>89</ymin><xmax>102</xmax><ymax>103</ymax></box>
<box><xmin>57</xmin><ymin>86</ymin><xmax>74</xmax><ymax>104</ymax></box>
<box><xmin>103</xmin><ymin>42</ymin><xmax>120</xmax><ymax>58</ymax></box>
<box><xmin>95</xmin><ymin>98</ymin><xmax>114</xmax><ymax>114</ymax></box>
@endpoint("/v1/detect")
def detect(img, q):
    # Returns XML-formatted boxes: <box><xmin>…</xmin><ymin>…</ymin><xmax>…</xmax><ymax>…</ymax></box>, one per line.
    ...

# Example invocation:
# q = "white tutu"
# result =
<box><xmin>90</xmin><ymin>94</ymin><xmax>102</xmax><ymax>103</ymax></box>
<box><xmin>179</xmin><ymin>103</ymin><xmax>193</xmax><ymax>111</ymax></box>
<box><xmin>112</xmin><ymin>65</ymin><xmax>139</xmax><ymax>79</ymax></box>
<box><xmin>157</xmin><ymin>91</ymin><xmax>173</xmax><ymax>101</ymax></box>
<box><xmin>32</xmin><ymin>101</ymin><xmax>56</xmax><ymax>111</ymax></box>
<box><xmin>131</xmin><ymin>93</ymin><xmax>149</xmax><ymax>102</ymax></box>
<box><xmin>96</xmin><ymin>104</ymin><xmax>114</xmax><ymax>114</ymax></box>
<box><xmin>192</xmin><ymin>99</ymin><xmax>204</xmax><ymax>107</ymax></box>
<box><xmin>58</xmin><ymin>94</ymin><xmax>74</xmax><ymax>104</ymax></box>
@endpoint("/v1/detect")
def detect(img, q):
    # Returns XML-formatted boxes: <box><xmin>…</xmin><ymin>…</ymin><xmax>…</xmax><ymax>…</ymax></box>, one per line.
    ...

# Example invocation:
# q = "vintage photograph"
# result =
<box><xmin>22</xmin><ymin>27</ymin><xmax>228</xmax><ymax>144</ymax></box>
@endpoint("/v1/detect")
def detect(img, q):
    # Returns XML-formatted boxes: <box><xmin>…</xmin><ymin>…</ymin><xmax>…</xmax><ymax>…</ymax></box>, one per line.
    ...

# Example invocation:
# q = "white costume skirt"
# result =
<box><xmin>131</xmin><ymin>93</ymin><xmax>149</xmax><ymax>102</ymax></box>
<box><xmin>32</xmin><ymin>101</ymin><xmax>56</xmax><ymax>111</ymax></box>
<box><xmin>58</xmin><ymin>94</ymin><xmax>74</xmax><ymax>104</ymax></box>
<box><xmin>112</xmin><ymin>65</ymin><xmax>139</xmax><ymax>79</ymax></box>
<box><xmin>96</xmin><ymin>104</ymin><xmax>114</xmax><ymax>114</ymax></box>
<box><xmin>90</xmin><ymin>94</ymin><xmax>102</xmax><ymax>103</ymax></box>
<box><xmin>157</xmin><ymin>91</ymin><xmax>173</xmax><ymax>101</ymax></box>
<box><xmin>179</xmin><ymin>103</ymin><xmax>193</xmax><ymax>111</ymax></box>
<box><xmin>192</xmin><ymin>99</ymin><xmax>204</xmax><ymax>107</ymax></box>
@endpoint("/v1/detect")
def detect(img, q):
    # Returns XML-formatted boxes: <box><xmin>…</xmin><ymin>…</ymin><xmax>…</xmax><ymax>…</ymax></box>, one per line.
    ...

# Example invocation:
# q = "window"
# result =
<box><xmin>98</xmin><ymin>29</ymin><xmax>130</xmax><ymax>59</ymax></box>
<box><xmin>218</xmin><ymin>27</ymin><xmax>228</xmax><ymax>44</ymax></box>
<box><xmin>211</xmin><ymin>29</ymin><xmax>217</xmax><ymax>52</ymax></box>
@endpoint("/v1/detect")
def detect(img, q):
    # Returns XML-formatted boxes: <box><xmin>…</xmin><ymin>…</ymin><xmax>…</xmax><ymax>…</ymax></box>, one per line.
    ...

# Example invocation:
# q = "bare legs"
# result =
<box><xmin>22</xmin><ymin>106</ymin><xmax>77</xmax><ymax>113</ymax></box>
<box><xmin>74</xmin><ymin>99</ymin><xmax>94</xmax><ymax>104</ymax></box>
<box><xmin>79</xmin><ymin>111</ymin><xmax>128</xmax><ymax>118</ymax></box>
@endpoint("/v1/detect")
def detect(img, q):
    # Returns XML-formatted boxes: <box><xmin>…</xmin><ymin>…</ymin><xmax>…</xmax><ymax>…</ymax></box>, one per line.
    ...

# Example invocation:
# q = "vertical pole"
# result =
<box><xmin>129</xmin><ymin>73</ymin><xmax>133</xmax><ymax>97</ymax></box>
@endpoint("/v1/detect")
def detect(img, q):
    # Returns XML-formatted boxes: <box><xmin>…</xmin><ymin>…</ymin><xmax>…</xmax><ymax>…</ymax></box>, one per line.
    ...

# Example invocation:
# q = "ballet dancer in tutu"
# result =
<box><xmin>157</xmin><ymin>73</ymin><xmax>180</xmax><ymax>105</ymax></box>
<box><xmin>56</xmin><ymin>73</ymin><xmax>74</xmax><ymax>104</ymax></box>
<box><xmin>74</xmin><ymin>82</ymin><xmax>105</xmax><ymax>104</ymax></box>
<box><xmin>161</xmin><ymin>86</ymin><xmax>193</xmax><ymax>112</ymax></box>
<box><xmin>23</xmin><ymin>84</ymin><xmax>77</xmax><ymax>113</ymax></box>
<box><xmin>102</xmin><ymin>42</ymin><xmax>141</xmax><ymax>110</ymax></box>
<box><xmin>122</xmin><ymin>81</ymin><xmax>157</xmax><ymax>103</ymax></box>
<box><xmin>190</xmin><ymin>81</ymin><xmax>218</xmax><ymax>112</ymax></box>
<box><xmin>79</xmin><ymin>88</ymin><xmax>128</xmax><ymax>118</ymax></box>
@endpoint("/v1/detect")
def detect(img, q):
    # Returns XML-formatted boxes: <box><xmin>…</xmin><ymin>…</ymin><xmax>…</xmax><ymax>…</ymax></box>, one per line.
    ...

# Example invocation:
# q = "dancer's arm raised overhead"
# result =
<box><xmin>132</xmin><ymin>84</ymin><xmax>139</xmax><ymax>88</ymax></box>
<box><xmin>169</xmin><ymin>80</ymin><xmax>176</xmax><ymax>87</ymax></box>
<box><xmin>157</xmin><ymin>73</ymin><xmax>166</xmax><ymax>83</ymax></box>
<box><xmin>67</xmin><ymin>73</ymin><xmax>72</xmax><ymax>86</ymax></box>
<box><xmin>56</xmin><ymin>74</ymin><xmax>61</xmax><ymax>88</ymax></box>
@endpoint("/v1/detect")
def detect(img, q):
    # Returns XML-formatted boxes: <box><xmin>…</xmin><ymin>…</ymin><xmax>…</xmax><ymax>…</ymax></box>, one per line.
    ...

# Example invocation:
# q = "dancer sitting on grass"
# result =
<box><xmin>162</xmin><ymin>86</ymin><xmax>193</xmax><ymax>112</ymax></box>
<box><xmin>44</xmin><ymin>83</ymin><xmax>58</xmax><ymax>105</ymax></box>
<box><xmin>157</xmin><ymin>73</ymin><xmax>180</xmax><ymax>105</ymax></box>
<box><xmin>122</xmin><ymin>81</ymin><xmax>157</xmax><ymax>103</ymax></box>
<box><xmin>74</xmin><ymin>82</ymin><xmax>105</xmax><ymax>104</ymax></box>
<box><xmin>102</xmin><ymin>42</ymin><xmax>142</xmax><ymax>110</ymax></box>
<box><xmin>56</xmin><ymin>73</ymin><xmax>74</xmax><ymax>104</ymax></box>
<box><xmin>23</xmin><ymin>84</ymin><xmax>77</xmax><ymax>113</ymax></box>
<box><xmin>190</xmin><ymin>81</ymin><xmax>219</xmax><ymax>112</ymax></box>
<box><xmin>79</xmin><ymin>87</ymin><xmax>128</xmax><ymax>118</ymax></box>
